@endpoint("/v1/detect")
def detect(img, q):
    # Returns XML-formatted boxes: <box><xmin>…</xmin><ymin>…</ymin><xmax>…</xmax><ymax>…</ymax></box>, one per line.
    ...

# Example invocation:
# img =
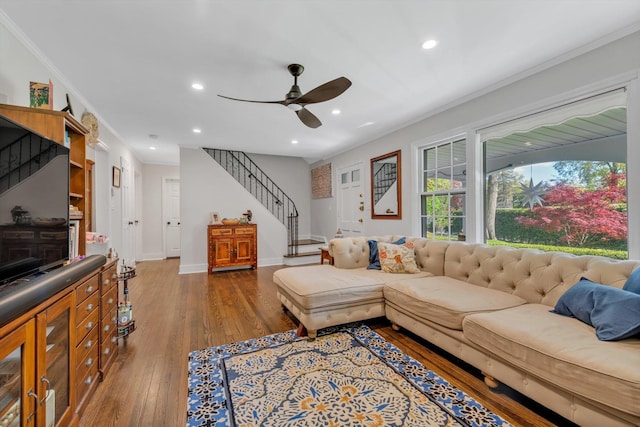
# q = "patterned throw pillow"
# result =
<box><xmin>377</xmin><ymin>241</ymin><xmax>420</xmax><ymax>274</ymax></box>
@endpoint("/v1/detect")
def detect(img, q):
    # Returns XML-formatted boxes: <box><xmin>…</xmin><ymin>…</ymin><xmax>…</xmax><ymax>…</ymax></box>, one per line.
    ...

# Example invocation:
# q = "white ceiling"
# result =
<box><xmin>1</xmin><ymin>1</ymin><xmax>640</xmax><ymax>165</ymax></box>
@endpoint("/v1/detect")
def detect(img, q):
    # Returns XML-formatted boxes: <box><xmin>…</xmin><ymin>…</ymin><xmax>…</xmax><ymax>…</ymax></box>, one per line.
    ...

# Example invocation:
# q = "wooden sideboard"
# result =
<box><xmin>0</xmin><ymin>256</ymin><xmax>116</xmax><ymax>427</ymax></box>
<box><xmin>207</xmin><ymin>223</ymin><xmax>257</xmax><ymax>272</ymax></box>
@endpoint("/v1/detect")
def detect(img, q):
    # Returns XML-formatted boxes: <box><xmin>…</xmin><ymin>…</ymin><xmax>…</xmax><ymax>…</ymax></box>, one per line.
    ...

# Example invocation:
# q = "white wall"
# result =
<box><xmin>0</xmin><ymin>20</ymin><xmax>143</xmax><ymax>259</ymax></box>
<box><xmin>310</xmin><ymin>30</ymin><xmax>640</xmax><ymax>258</ymax></box>
<box><xmin>179</xmin><ymin>147</ymin><xmax>296</xmax><ymax>274</ymax></box>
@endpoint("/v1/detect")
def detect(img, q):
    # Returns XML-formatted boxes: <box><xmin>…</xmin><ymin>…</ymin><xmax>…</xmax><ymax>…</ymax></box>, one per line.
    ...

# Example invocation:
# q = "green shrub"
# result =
<box><xmin>486</xmin><ymin>240</ymin><xmax>628</xmax><ymax>260</ymax></box>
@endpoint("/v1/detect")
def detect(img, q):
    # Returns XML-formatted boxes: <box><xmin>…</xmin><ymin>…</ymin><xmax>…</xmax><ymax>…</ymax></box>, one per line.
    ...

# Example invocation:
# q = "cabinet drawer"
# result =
<box><xmin>76</xmin><ymin>274</ymin><xmax>100</xmax><ymax>303</ymax></box>
<box><xmin>101</xmin><ymin>265</ymin><xmax>118</xmax><ymax>295</ymax></box>
<box><xmin>40</xmin><ymin>231</ymin><xmax>67</xmax><ymax>240</ymax></box>
<box><xmin>76</xmin><ymin>291</ymin><xmax>100</xmax><ymax>325</ymax></box>
<box><xmin>210</xmin><ymin>228</ymin><xmax>232</xmax><ymax>236</ymax></box>
<box><xmin>101</xmin><ymin>286</ymin><xmax>118</xmax><ymax>317</ymax></box>
<box><xmin>100</xmin><ymin>329</ymin><xmax>118</xmax><ymax>371</ymax></box>
<box><xmin>76</xmin><ymin>356</ymin><xmax>100</xmax><ymax>407</ymax></box>
<box><xmin>2</xmin><ymin>230</ymin><xmax>34</xmax><ymax>240</ymax></box>
<box><xmin>101</xmin><ymin>308</ymin><xmax>118</xmax><ymax>341</ymax></box>
<box><xmin>76</xmin><ymin>344</ymin><xmax>99</xmax><ymax>382</ymax></box>
<box><xmin>76</xmin><ymin>325</ymin><xmax>99</xmax><ymax>367</ymax></box>
<box><xmin>76</xmin><ymin>308</ymin><xmax>99</xmax><ymax>343</ymax></box>
<box><xmin>235</xmin><ymin>227</ymin><xmax>255</xmax><ymax>235</ymax></box>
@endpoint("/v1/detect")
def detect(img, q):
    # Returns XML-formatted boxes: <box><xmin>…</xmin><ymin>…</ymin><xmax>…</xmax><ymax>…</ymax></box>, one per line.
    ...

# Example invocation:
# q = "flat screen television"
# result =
<box><xmin>0</xmin><ymin>114</ymin><xmax>70</xmax><ymax>286</ymax></box>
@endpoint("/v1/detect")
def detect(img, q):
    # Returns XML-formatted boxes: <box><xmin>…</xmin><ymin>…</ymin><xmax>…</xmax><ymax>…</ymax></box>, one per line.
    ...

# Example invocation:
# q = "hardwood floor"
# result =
<box><xmin>79</xmin><ymin>259</ymin><xmax>573</xmax><ymax>427</ymax></box>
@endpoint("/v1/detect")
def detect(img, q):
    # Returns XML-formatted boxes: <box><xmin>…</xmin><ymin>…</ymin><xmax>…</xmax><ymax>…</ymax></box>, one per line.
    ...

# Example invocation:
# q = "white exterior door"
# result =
<box><xmin>337</xmin><ymin>163</ymin><xmax>364</xmax><ymax>235</ymax></box>
<box><xmin>120</xmin><ymin>157</ymin><xmax>136</xmax><ymax>265</ymax></box>
<box><xmin>163</xmin><ymin>177</ymin><xmax>181</xmax><ymax>258</ymax></box>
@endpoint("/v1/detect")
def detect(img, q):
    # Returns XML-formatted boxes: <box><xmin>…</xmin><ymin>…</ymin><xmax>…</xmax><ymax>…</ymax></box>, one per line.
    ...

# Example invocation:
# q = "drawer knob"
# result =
<box><xmin>86</xmin><ymin>303</ymin><xmax>94</xmax><ymax>311</ymax></box>
<box><xmin>86</xmin><ymin>286</ymin><xmax>94</xmax><ymax>293</ymax></box>
<box><xmin>85</xmin><ymin>340</ymin><xmax>93</xmax><ymax>349</ymax></box>
<box><xmin>107</xmin><ymin>298</ymin><xmax>114</xmax><ymax>305</ymax></box>
<box><xmin>85</xmin><ymin>376</ymin><xmax>93</xmax><ymax>385</ymax></box>
<box><xmin>85</xmin><ymin>358</ymin><xmax>93</xmax><ymax>367</ymax></box>
<box><xmin>111</xmin><ymin>336</ymin><xmax>117</xmax><ymax>343</ymax></box>
<box><xmin>85</xmin><ymin>322</ymin><xmax>93</xmax><ymax>329</ymax></box>
<box><xmin>104</xmin><ymin>348</ymin><xmax>110</xmax><ymax>356</ymax></box>
<box><xmin>104</xmin><ymin>324</ymin><xmax>110</xmax><ymax>332</ymax></box>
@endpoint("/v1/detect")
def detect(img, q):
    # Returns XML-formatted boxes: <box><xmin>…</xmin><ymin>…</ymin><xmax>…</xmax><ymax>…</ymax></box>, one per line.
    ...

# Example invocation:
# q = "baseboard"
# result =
<box><xmin>259</xmin><ymin>257</ymin><xmax>285</xmax><ymax>266</ymax></box>
<box><xmin>141</xmin><ymin>252</ymin><xmax>165</xmax><ymax>261</ymax></box>
<box><xmin>179</xmin><ymin>263</ymin><xmax>207</xmax><ymax>275</ymax></box>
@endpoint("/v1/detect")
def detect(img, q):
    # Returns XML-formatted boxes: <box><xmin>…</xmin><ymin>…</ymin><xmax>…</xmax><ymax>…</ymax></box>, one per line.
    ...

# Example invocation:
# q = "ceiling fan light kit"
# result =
<box><xmin>218</xmin><ymin>63</ymin><xmax>351</xmax><ymax>128</ymax></box>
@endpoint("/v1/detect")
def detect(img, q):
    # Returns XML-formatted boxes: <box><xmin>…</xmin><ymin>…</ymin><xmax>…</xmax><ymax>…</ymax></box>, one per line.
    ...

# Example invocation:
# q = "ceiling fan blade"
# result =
<box><xmin>296</xmin><ymin>108</ymin><xmax>322</xmax><ymax>128</ymax></box>
<box><xmin>217</xmin><ymin>94</ymin><xmax>285</xmax><ymax>105</ymax></box>
<box><xmin>294</xmin><ymin>77</ymin><xmax>352</xmax><ymax>105</ymax></box>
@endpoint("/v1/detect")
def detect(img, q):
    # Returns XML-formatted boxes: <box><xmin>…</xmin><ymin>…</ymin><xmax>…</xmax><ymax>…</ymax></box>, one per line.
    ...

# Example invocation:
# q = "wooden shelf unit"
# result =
<box><xmin>0</xmin><ymin>103</ymin><xmax>89</xmax><ymax>256</ymax></box>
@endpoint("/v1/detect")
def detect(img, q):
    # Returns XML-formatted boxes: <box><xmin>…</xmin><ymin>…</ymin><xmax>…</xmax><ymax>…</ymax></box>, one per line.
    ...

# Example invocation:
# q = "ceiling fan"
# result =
<box><xmin>218</xmin><ymin>64</ymin><xmax>351</xmax><ymax>128</ymax></box>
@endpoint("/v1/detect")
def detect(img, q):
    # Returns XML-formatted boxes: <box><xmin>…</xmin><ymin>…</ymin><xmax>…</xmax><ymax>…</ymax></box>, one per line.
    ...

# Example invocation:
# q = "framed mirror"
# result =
<box><xmin>371</xmin><ymin>150</ymin><xmax>401</xmax><ymax>219</ymax></box>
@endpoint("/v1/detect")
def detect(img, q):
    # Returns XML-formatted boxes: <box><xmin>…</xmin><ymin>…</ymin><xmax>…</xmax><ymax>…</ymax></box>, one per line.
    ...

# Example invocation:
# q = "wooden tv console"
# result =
<box><xmin>0</xmin><ymin>255</ymin><xmax>117</xmax><ymax>427</ymax></box>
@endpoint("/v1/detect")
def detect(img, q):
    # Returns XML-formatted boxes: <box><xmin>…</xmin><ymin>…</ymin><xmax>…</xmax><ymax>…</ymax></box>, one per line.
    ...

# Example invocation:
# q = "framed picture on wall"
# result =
<box><xmin>112</xmin><ymin>166</ymin><xmax>121</xmax><ymax>188</ymax></box>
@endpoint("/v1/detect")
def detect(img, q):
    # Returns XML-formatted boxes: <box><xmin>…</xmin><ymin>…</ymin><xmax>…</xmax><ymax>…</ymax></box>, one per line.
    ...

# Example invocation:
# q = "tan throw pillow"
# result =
<box><xmin>377</xmin><ymin>241</ymin><xmax>420</xmax><ymax>274</ymax></box>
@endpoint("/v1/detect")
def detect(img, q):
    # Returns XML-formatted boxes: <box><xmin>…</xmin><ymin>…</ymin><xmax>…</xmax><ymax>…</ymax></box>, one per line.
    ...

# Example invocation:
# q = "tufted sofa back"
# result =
<box><xmin>328</xmin><ymin>236</ymin><xmax>640</xmax><ymax>307</ymax></box>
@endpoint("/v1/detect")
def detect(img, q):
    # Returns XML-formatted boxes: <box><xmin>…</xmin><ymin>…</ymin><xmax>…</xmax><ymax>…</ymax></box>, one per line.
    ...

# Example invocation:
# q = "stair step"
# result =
<box><xmin>283</xmin><ymin>250</ymin><xmax>321</xmax><ymax>259</ymax></box>
<box><xmin>288</xmin><ymin>239</ymin><xmax>325</xmax><ymax>247</ymax></box>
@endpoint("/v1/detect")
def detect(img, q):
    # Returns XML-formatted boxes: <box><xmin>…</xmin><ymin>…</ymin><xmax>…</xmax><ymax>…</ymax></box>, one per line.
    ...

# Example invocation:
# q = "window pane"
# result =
<box><xmin>424</xmin><ymin>148</ymin><xmax>435</xmax><ymax>171</ymax></box>
<box><xmin>436</xmin><ymin>145</ymin><xmax>451</xmax><ymax>168</ymax></box>
<box><xmin>420</xmin><ymin>139</ymin><xmax>467</xmax><ymax>241</ymax></box>
<box><xmin>437</xmin><ymin>170</ymin><xmax>452</xmax><ymax>190</ymax></box>
<box><xmin>452</xmin><ymin>165</ymin><xmax>466</xmax><ymax>188</ymax></box>
<box><xmin>453</xmin><ymin>140</ymin><xmax>466</xmax><ymax>165</ymax></box>
<box><xmin>483</xmin><ymin>105</ymin><xmax>627</xmax><ymax>258</ymax></box>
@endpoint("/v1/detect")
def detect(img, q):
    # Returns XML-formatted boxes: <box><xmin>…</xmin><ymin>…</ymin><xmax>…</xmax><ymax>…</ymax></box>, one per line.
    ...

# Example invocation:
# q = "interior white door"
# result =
<box><xmin>120</xmin><ymin>157</ymin><xmax>136</xmax><ymax>265</ymax></box>
<box><xmin>163</xmin><ymin>177</ymin><xmax>181</xmax><ymax>258</ymax></box>
<box><xmin>337</xmin><ymin>163</ymin><xmax>364</xmax><ymax>235</ymax></box>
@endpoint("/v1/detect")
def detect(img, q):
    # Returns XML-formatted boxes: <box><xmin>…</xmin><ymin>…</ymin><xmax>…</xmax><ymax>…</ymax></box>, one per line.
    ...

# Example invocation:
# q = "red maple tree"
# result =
<box><xmin>516</xmin><ymin>173</ymin><xmax>627</xmax><ymax>246</ymax></box>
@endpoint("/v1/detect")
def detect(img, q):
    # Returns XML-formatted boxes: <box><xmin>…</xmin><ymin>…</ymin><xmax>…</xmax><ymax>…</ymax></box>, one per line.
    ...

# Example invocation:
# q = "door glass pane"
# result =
<box><xmin>341</xmin><ymin>172</ymin><xmax>349</xmax><ymax>184</ymax></box>
<box><xmin>0</xmin><ymin>346</ymin><xmax>22</xmax><ymax>426</ymax></box>
<box><xmin>351</xmin><ymin>169</ymin><xmax>360</xmax><ymax>182</ymax></box>
<box><xmin>47</xmin><ymin>307</ymin><xmax>70</xmax><ymax>424</ymax></box>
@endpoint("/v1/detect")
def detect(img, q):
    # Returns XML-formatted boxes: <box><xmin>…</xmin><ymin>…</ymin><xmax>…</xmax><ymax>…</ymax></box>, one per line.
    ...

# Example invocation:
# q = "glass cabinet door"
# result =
<box><xmin>37</xmin><ymin>293</ymin><xmax>72</xmax><ymax>427</ymax></box>
<box><xmin>0</xmin><ymin>320</ymin><xmax>35</xmax><ymax>427</ymax></box>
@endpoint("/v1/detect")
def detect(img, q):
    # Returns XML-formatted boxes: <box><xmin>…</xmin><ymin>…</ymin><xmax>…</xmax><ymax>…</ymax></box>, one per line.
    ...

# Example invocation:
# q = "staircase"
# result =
<box><xmin>203</xmin><ymin>148</ymin><xmax>303</xmax><ymax>259</ymax></box>
<box><xmin>282</xmin><ymin>237</ymin><xmax>327</xmax><ymax>266</ymax></box>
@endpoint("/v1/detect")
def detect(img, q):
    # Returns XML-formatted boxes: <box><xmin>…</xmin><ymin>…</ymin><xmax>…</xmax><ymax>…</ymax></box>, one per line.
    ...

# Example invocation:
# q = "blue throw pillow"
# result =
<box><xmin>623</xmin><ymin>267</ymin><xmax>640</xmax><ymax>295</ymax></box>
<box><xmin>367</xmin><ymin>237</ymin><xmax>406</xmax><ymax>270</ymax></box>
<box><xmin>553</xmin><ymin>278</ymin><xmax>640</xmax><ymax>341</ymax></box>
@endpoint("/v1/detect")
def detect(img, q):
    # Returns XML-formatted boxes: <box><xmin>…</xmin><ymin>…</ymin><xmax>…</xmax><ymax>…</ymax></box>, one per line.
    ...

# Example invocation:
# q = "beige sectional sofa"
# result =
<box><xmin>272</xmin><ymin>235</ymin><xmax>640</xmax><ymax>427</ymax></box>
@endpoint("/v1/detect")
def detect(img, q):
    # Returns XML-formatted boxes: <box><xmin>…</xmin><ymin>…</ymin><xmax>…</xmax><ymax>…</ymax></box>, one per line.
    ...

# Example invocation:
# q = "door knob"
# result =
<box><xmin>358</xmin><ymin>218</ymin><xmax>363</xmax><ymax>223</ymax></box>
<box><xmin>167</xmin><ymin>222</ymin><xmax>170</xmax><ymax>225</ymax></box>
<box><xmin>359</xmin><ymin>205</ymin><xmax>364</xmax><ymax>211</ymax></box>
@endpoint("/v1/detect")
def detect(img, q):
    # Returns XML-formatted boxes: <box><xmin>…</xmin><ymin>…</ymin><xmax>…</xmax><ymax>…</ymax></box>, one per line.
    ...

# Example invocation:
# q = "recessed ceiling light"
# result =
<box><xmin>358</xmin><ymin>121</ymin><xmax>375</xmax><ymax>128</ymax></box>
<box><xmin>332</xmin><ymin>109</ymin><xmax>341</xmax><ymax>115</ymax></box>
<box><xmin>291</xmin><ymin>139</ymin><xmax>298</xmax><ymax>144</ymax></box>
<box><xmin>192</xmin><ymin>83</ymin><xmax>204</xmax><ymax>90</ymax></box>
<box><xmin>193</xmin><ymin>128</ymin><xmax>202</xmax><ymax>133</ymax></box>
<box><xmin>422</xmin><ymin>39</ymin><xmax>438</xmax><ymax>50</ymax></box>
<box><xmin>149</xmin><ymin>146</ymin><xmax>157</xmax><ymax>150</ymax></box>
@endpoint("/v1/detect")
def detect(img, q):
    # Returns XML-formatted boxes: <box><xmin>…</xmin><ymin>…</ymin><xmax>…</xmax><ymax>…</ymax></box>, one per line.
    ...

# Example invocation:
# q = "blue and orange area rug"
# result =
<box><xmin>187</xmin><ymin>324</ymin><xmax>512</xmax><ymax>426</ymax></box>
